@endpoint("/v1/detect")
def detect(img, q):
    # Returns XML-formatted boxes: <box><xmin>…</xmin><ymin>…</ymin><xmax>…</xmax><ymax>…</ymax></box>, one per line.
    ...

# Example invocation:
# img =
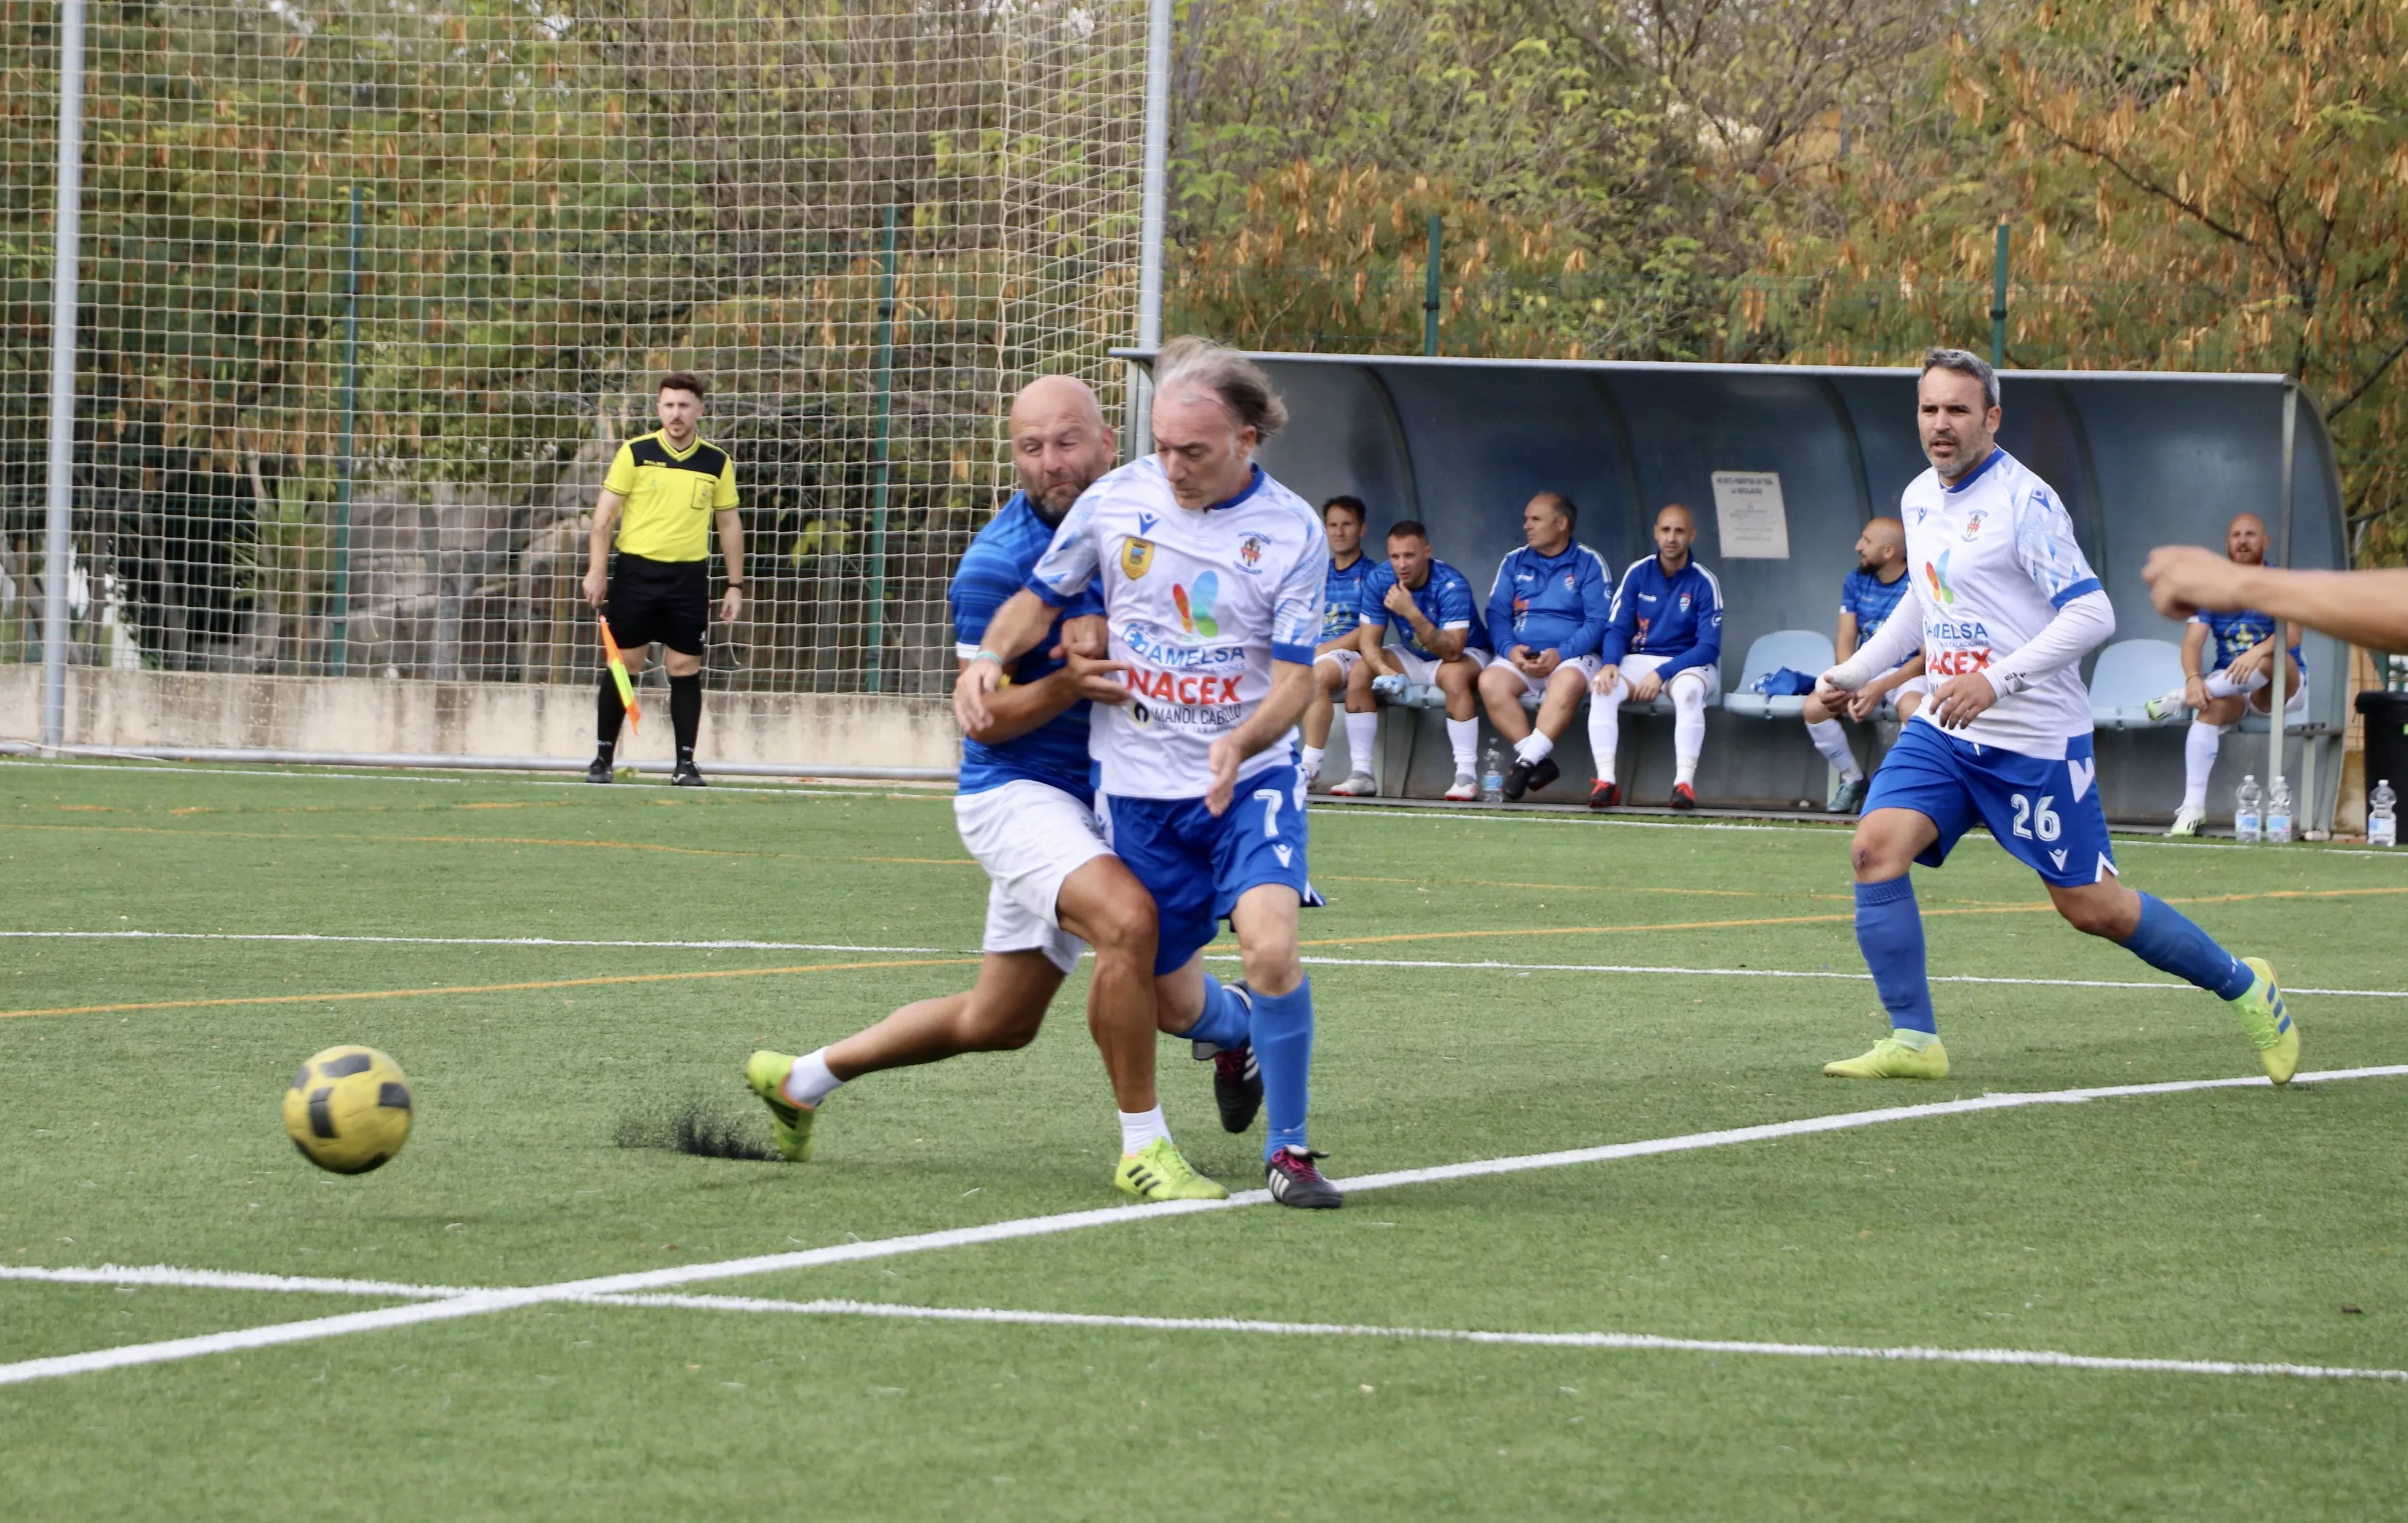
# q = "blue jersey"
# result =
<box><xmin>949</xmin><ymin>492</ymin><xmax>1102</xmax><ymax>801</ymax></box>
<box><xmin>1599</xmin><ymin>554</ymin><xmax>1723</xmax><ymax>677</ymax></box>
<box><xmin>1320</xmin><ymin>553</ymin><xmax>1378</xmax><ymax>644</ymax></box>
<box><xmin>1486</xmin><ymin>542</ymin><xmax>1613</xmax><ymax>658</ymax></box>
<box><xmin>1359</xmin><ymin>556</ymin><xmax>1489</xmax><ymax>660</ymax></box>
<box><xmin>2192</xmin><ymin>607</ymin><xmax>2303</xmax><ymax>673</ymax></box>
<box><xmin>1841</xmin><ymin>567</ymin><xmax>1913</xmax><ymax>649</ymax></box>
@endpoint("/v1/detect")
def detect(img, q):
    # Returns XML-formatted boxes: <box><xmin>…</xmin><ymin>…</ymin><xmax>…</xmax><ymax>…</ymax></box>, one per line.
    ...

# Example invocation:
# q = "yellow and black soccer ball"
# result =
<box><xmin>282</xmin><ymin>1045</ymin><xmax>414</xmax><ymax>1174</ymax></box>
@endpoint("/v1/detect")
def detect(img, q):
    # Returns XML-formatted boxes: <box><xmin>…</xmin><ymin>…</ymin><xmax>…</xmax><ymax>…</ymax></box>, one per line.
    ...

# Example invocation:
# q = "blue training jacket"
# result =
<box><xmin>949</xmin><ymin>492</ymin><xmax>1104</xmax><ymax>801</ymax></box>
<box><xmin>1598</xmin><ymin>554</ymin><xmax>1723</xmax><ymax>679</ymax></box>
<box><xmin>1486</xmin><ymin>542</ymin><xmax>1614</xmax><ymax>660</ymax></box>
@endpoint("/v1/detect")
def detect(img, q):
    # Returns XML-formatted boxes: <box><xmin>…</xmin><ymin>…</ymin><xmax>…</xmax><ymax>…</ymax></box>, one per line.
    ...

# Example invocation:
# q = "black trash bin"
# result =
<box><xmin>2356</xmin><ymin>688</ymin><xmax>2408</xmax><ymax>803</ymax></box>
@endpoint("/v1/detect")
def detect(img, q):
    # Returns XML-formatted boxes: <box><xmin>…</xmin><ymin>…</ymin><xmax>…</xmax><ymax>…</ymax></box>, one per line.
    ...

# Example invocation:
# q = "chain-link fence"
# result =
<box><xmin>3</xmin><ymin>0</ymin><xmax>1144</xmax><ymax>701</ymax></box>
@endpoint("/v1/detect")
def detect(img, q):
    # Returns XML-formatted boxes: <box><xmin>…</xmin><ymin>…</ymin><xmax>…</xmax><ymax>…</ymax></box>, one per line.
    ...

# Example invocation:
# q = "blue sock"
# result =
<box><xmin>2122</xmin><ymin>893</ymin><xmax>2256</xmax><ymax>1000</ymax></box>
<box><xmin>1249</xmin><ymin>978</ymin><xmax>1314</xmax><ymax>1161</ymax></box>
<box><xmin>1183</xmin><ymin>973</ymin><xmax>1253</xmax><ymax>1050</ymax></box>
<box><xmin>1854</xmin><ymin>876</ymin><xmax>1936</xmax><ymax>1034</ymax></box>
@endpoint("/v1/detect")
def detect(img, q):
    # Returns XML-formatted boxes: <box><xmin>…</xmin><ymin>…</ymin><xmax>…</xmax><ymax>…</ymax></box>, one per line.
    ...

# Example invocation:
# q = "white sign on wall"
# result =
<box><xmin>1710</xmin><ymin>471</ymin><xmax>1790</xmax><ymax>559</ymax></box>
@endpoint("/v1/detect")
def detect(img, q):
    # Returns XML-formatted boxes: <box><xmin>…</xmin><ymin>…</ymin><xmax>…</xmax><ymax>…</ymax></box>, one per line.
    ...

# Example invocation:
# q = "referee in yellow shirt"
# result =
<box><xmin>581</xmin><ymin>373</ymin><xmax>745</xmax><ymax>786</ymax></box>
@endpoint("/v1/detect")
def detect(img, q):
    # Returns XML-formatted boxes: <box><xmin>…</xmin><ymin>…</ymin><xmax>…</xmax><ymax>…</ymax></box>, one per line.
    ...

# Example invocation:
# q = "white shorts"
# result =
<box><xmin>2209</xmin><ymin>664</ymin><xmax>2307</xmax><ymax>713</ymax></box>
<box><xmin>1316</xmin><ymin>647</ymin><xmax>1362</xmax><ymax>682</ymax></box>
<box><xmin>1606</xmin><ymin>652</ymin><xmax>1721</xmax><ymax>702</ymax></box>
<box><xmin>1382</xmin><ymin>645</ymin><xmax>1491</xmax><ymax>685</ymax></box>
<box><xmin>1492</xmin><ymin>652</ymin><xmax>1602</xmax><ymax>701</ymax></box>
<box><xmin>951</xmin><ymin>780</ymin><xmax>1110</xmax><ymax>974</ymax></box>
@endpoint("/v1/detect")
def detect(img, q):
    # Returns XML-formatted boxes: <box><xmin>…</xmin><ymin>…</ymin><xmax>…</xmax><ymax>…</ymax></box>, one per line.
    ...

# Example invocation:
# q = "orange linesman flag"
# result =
<box><xmin>598</xmin><ymin>616</ymin><xmax>641</xmax><ymax>733</ymax></box>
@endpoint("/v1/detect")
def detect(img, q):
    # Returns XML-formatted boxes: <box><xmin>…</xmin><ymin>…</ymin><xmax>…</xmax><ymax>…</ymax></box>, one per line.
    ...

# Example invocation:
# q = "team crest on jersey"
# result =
<box><xmin>1564</xmin><ymin>572</ymin><xmax>1577</xmax><ymax>591</ymax></box>
<box><xmin>1677</xmin><ymin>592</ymin><xmax>1692</xmax><ymax>612</ymax></box>
<box><xmin>1237</xmin><ymin>533</ymin><xmax>1269</xmax><ymax>573</ymax></box>
<box><xmin>1120</xmin><ymin>537</ymin><xmax>1155</xmax><ymax>579</ymax></box>
<box><xmin>1962</xmin><ymin>509</ymin><xmax>1987</xmax><ymax>541</ymax></box>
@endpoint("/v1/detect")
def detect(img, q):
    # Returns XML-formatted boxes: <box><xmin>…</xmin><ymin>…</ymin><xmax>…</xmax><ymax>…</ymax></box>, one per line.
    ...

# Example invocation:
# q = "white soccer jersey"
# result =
<box><xmin>1027</xmin><ymin>455</ymin><xmax>1327</xmax><ymax>799</ymax></box>
<box><xmin>1898</xmin><ymin>447</ymin><xmax>2105</xmax><ymax>760</ymax></box>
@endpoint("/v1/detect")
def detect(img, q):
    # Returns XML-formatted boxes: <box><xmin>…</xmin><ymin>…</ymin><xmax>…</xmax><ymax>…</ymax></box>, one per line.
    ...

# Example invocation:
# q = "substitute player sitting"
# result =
<box><xmin>2143</xmin><ymin>512</ymin><xmax>2305</xmax><ymax>837</ymax></box>
<box><xmin>1477</xmin><ymin>492</ymin><xmax>1612</xmax><ymax>801</ymax></box>
<box><xmin>961</xmin><ymin>338</ymin><xmax>1343</xmax><ymax>1209</ymax></box>
<box><xmin>745</xmin><ymin>376</ymin><xmax>1228</xmax><ymax>1204</ymax></box>
<box><xmin>1299</xmin><ymin>495</ymin><xmax>1382</xmax><ymax>794</ymax></box>
<box><xmin>1588</xmin><ymin>503</ymin><xmax>1723</xmax><ymax>809</ymax></box>
<box><xmin>1816</xmin><ymin>348</ymin><xmax>2295</xmax><ymax>1084</ymax></box>
<box><xmin>582</xmin><ymin>372</ymin><xmax>745</xmax><ymax>787</ymax></box>
<box><xmin>1359</xmin><ymin>522</ymin><xmax>1494</xmax><ymax>801</ymax></box>
<box><xmin>1804</xmin><ymin>516</ymin><xmax>1928</xmax><ymax>814</ymax></box>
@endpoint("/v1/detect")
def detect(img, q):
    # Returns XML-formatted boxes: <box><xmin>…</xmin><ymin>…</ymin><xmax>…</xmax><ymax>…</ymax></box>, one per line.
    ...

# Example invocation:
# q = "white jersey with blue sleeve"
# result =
<box><xmin>1025</xmin><ymin>455</ymin><xmax>1328</xmax><ymax>801</ymax></box>
<box><xmin>1900</xmin><ymin>447</ymin><xmax>2105</xmax><ymax>760</ymax></box>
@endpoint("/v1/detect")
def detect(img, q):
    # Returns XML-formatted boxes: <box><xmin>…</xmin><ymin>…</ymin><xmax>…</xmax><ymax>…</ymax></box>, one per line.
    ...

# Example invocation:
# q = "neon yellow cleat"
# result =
<box><xmin>1113</xmin><ymin>1137</ymin><xmax>1229</xmax><ymax>1202</ymax></box>
<box><xmin>2230</xmin><ymin>956</ymin><xmax>2299</xmax><ymax>1085</ymax></box>
<box><xmin>744</xmin><ymin>1050</ymin><xmax>817</xmax><ymax>1162</ymax></box>
<box><xmin>1822</xmin><ymin>1033</ymin><xmax>1951</xmax><ymax>1080</ymax></box>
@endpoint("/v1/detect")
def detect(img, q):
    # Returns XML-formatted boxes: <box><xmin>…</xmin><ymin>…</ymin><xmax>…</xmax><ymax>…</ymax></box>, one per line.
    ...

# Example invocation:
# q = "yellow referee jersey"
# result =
<box><xmin>603</xmin><ymin>430</ymin><xmax>739</xmax><ymax>563</ymax></box>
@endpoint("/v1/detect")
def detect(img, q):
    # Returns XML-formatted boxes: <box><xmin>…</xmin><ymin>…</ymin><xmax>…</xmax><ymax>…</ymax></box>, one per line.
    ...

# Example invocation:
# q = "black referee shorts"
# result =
<box><xmin>604</xmin><ymin>554</ymin><xmax>710</xmax><ymax>657</ymax></box>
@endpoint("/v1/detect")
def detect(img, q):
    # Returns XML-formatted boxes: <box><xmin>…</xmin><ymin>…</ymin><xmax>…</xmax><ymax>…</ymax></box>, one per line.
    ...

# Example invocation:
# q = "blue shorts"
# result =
<box><xmin>1100</xmin><ymin>765</ymin><xmax>1323</xmax><ymax>974</ymax></box>
<box><xmin>1864</xmin><ymin>720</ymin><xmax>2119</xmax><ymax>888</ymax></box>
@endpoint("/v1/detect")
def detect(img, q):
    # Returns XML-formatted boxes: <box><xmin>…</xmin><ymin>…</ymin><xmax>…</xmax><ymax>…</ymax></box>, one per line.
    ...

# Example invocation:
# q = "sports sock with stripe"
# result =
<box><xmin>1184</xmin><ymin>973</ymin><xmax>1253</xmax><ymax>1050</ymax></box>
<box><xmin>1806</xmin><ymin>718</ymin><xmax>1860</xmax><ymax>782</ymax></box>
<box><xmin>2122</xmin><ymin>892</ymin><xmax>2256</xmax><ymax>999</ymax></box>
<box><xmin>1853</xmin><ymin>875</ymin><xmax>1936</xmax><ymax>1034</ymax></box>
<box><xmin>1343</xmin><ymin>710</ymin><xmax>1379</xmax><ymax>775</ymax></box>
<box><xmin>1249</xmin><ymin>978</ymin><xmax>1315</xmax><ymax>1160</ymax></box>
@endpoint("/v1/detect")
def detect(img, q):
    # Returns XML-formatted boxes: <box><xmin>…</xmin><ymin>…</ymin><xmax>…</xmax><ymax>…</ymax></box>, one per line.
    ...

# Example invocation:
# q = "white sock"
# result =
<box><xmin>1344</xmin><ymin>711</ymin><xmax>1379</xmax><ymax>775</ymax></box>
<box><xmin>781</xmin><ymin>1048</ymin><xmax>844</xmax><ymax>1108</ymax></box>
<box><xmin>1514</xmin><ymin>731</ymin><xmax>1555</xmax><ymax>766</ymax></box>
<box><xmin>1446</xmin><ymin>716</ymin><xmax>1479</xmax><ymax>775</ymax></box>
<box><xmin>1299</xmin><ymin>744</ymin><xmax>1325</xmax><ymax>780</ymax></box>
<box><xmin>2204</xmin><ymin>668</ymin><xmax>2254</xmax><ymax>699</ymax></box>
<box><xmin>1119</xmin><ymin>1105</ymin><xmax>1170</xmax><ymax>1155</ymax></box>
<box><xmin>1672</xmin><ymin>678</ymin><xmax>1706</xmax><ymax>785</ymax></box>
<box><xmin>1586</xmin><ymin>680</ymin><xmax>1628</xmax><ymax>782</ymax></box>
<box><xmin>1805</xmin><ymin>717</ymin><xmax>1860</xmax><ymax>782</ymax></box>
<box><xmin>2182</xmin><ymin>720</ymin><xmax>2224</xmax><ymax>810</ymax></box>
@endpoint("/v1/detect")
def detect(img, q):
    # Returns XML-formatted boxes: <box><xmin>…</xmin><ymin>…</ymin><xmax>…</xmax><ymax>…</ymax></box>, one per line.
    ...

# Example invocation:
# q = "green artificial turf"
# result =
<box><xmin>3</xmin><ymin>758</ymin><xmax>2405</xmax><ymax>1520</ymax></box>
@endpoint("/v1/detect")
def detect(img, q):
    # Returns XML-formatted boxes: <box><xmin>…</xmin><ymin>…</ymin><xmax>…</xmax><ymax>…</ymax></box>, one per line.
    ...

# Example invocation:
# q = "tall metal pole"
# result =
<box><xmin>2269</xmin><ymin>380</ymin><xmax>2296</xmax><ymax>801</ymax></box>
<box><xmin>329</xmin><ymin>184</ymin><xmax>361</xmax><ymax>675</ymax></box>
<box><xmin>40</xmin><ymin>0</ymin><xmax>88</xmax><ymax>748</ymax></box>
<box><xmin>863</xmin><ymin>205</ymin><xmax>899</xmax><ymax>694</ymax></box>
<box><xmin>1989</xmin><ymin>221</ymin><xmax>2011</xmax><ymax>371</ymax></box>
<box><xmin>1129</xmin><ymin>0</ymin><xmax>1172</xmax><ymax>456</ymax></box>
<box><xmin>1423</xmin><ymin>214</ymin><xmax>1442</xmax><ymax>357</ymax></box>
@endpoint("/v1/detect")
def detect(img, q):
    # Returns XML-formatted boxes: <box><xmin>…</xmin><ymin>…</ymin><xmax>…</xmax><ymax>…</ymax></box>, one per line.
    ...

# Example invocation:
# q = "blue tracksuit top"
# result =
<box><xmin>1486</xmin><ymin>542</ymin><xmax>1614</xmax><ymax>660</ymax></box>
<box><xmin>1598</xmin><ymin>554</ymin><xmax>1723</xmax><ymax>679</ymax></box>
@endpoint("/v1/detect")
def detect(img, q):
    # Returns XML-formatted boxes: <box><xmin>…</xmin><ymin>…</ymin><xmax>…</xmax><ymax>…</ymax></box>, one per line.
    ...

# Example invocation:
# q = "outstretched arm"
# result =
<box><xmin>2145</xmin><ymin>549</ymin><xmax>2408</xmax><ymax>650</ymax></box>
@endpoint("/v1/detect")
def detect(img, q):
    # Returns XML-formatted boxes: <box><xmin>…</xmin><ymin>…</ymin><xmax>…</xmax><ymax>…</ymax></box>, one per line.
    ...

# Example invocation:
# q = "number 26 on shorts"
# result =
<box><xmin>2010</xmin><ymin>792</ymin><xmax>2061</xmax><ymax>841</ymax></box>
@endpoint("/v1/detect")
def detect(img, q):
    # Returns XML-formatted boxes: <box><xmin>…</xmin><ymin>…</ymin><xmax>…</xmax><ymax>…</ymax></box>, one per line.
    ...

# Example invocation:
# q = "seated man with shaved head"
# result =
<box><xmin>2145</xmin><ymin>512</ymin><xmax>2305</xmax><ymax>837</ymax></box>
<box><xmin>1589</xmin><ymin>503</ymin><xmax>1724</xmax><ymax>809</ymax></box>
<box><xmin>1804</xmin><ymin>516</ymin><xmax>1928</xmax><ymax>814</ymax></box>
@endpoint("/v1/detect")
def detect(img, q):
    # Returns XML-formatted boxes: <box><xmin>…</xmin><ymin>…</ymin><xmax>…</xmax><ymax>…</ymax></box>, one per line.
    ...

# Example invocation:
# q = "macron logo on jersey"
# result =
<box><xmin>1138</xmin><ymin>512</ymin><xmax>1158</xmax><ymax>535</ymax></box>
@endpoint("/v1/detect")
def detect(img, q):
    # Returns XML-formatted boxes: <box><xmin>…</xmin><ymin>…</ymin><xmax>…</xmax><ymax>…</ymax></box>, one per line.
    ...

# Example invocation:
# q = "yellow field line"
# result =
<box><xmin>1319</xmin><ymin>873</ymin><xmax>1780</xmax><ymax>899</ymax></box>
<box><xmin>0</xmin><ymin>957</ymin><xmax>978</xmax><ymax>1023</ymax></box>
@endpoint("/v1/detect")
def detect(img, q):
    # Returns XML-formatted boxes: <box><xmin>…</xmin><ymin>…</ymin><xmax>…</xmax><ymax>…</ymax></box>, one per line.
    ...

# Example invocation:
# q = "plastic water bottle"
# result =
<box><xmin>1480</xmin><ymin>740</ymin><xmax>1505</xmax><ymax>803</ymax></box>
<box><xmin>2265</xmin><ymin>775</ymin><xmax>2292</xmax><ymax>843</ymax></box>
<box><xmin>2369</xmin><ymin>779</ymin><xmax>2396</xmax><ymax>847</ymax></box>
<box><xmin>2234</xmin><ymin>775</ymin><xmax>2262</xmax><ymax>843</ymax></box>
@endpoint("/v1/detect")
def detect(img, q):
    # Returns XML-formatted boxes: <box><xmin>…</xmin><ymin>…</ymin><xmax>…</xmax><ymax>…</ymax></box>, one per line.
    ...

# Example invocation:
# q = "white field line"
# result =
<box><xmin>0</xmin><ymin>931</ymin><xmax>953</xmax><ymax>954</ymax></box>
<box><xmin>3</xmin><ymin>1065</ymin><xmax>2405</xmax><ymax>1389</ymax></box>
<box><xmin>9</xmin><ymin>931</ymin><xmax>2403</xmax><ymax>1001</ymax></box>
<box><xmin>12</xmin><ymin>1270</ymin><xmax>2396</xmax><ymax>1384</ymax></box>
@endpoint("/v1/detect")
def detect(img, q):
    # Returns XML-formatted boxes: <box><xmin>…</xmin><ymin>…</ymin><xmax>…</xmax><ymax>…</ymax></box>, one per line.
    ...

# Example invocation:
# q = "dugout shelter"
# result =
<box><xmin>1120</xmin><ymin>350</ymin><xmax>2348</xmax><ymax>827</ymax></box>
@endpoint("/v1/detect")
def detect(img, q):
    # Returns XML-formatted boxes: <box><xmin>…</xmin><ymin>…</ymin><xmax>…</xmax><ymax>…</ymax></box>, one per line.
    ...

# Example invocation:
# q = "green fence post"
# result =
<box><xmin>1990</xmin><ymin>221</ymin><xmax>2011</xmax><ymax>371</ymax></box>
<box><xmin>1423</xmin><ymin>214</ymin><xmax>1442</xmax><ymax>356</ymax></box>
<box><xmin>863</xmin><ymin>205</ymin><xmax>899</xmax><ymax>693</ymax></box>
<box><xmin>329</xmin><ymin>183</ymin><xmax>360</xmax><ymax>675</ymax></box>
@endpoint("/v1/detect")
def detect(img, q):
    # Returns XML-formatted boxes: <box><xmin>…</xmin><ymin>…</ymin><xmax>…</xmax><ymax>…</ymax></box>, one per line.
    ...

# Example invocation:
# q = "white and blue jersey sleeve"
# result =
<box><xmin>1025</xmin><ymin>487</ymin><xmax>1106</xmax><ymax>607</ymax></box>
<box><xmin>2009</xmin><ymin>480</ymin><xmax>2103</xmax><ymax>609</ymax></box>
<box><xmin>1271</xmin><ymin>524</ymin><xmax>1328</xmax><ymax>667</ymax></box>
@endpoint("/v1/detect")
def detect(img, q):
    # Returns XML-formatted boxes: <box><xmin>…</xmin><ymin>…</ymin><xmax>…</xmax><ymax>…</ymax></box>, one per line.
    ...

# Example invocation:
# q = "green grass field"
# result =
<box><xmin>3</xmin><ymin>757</ymin><xmax>2405</xmax><ymax>1520</ymax></box>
